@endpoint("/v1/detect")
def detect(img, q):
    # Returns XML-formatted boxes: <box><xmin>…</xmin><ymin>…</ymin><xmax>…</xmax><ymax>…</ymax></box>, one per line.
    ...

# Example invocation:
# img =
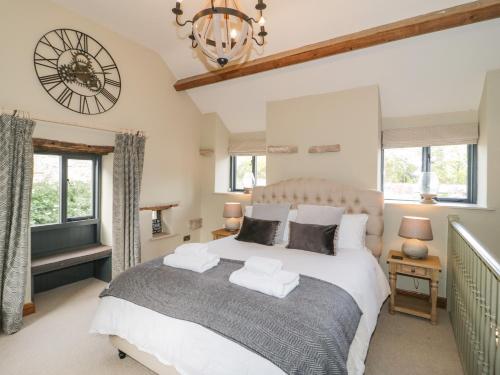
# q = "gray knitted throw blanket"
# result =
<box><xmin>100</xmin><ymin>257</ymin><xmax>362</xmax><ymax>375</ymax></box>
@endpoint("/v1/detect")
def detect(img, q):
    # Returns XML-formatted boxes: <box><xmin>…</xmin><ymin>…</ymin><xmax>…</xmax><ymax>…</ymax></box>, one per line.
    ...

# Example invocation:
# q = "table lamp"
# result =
<box><xmin>398</xmin><ymin>216</ymin><xmax>433</xmax><ymax>259</ymax></box>
<box><xmin>223</xmin><ymin>202</ymin><xmax>243</xmax><ymax>232</ymax></box>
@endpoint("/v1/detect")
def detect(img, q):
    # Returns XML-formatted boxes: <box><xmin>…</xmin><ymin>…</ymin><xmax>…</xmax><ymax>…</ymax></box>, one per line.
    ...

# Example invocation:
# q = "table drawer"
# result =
<box><xmin>398</xmin><ymin>264</ymin><xmax>428</xmax><ymax>277</ymax></box>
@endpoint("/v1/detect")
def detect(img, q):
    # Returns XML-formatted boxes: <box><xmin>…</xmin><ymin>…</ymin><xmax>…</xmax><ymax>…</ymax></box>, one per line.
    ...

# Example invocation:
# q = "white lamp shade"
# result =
<box><xmin>398</xmin><ymin>216</ymin><xmax>433</xmax><ymax>241</ymax></box>
<box><xmin>223</xmin><ymin>202</ymin><xmax>243</xmax><ymax>219</ymax></box>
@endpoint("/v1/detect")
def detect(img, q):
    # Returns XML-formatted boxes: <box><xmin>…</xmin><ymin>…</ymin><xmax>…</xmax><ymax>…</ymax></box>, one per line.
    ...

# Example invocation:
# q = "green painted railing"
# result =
<box><xmin>448</xmin><ymin>216</ymin><xmax>500</xmax><ymax>375</ymax></box>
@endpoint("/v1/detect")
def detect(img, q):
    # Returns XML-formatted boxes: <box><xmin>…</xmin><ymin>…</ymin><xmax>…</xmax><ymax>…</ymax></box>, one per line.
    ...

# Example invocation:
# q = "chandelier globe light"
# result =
<box><xmin>172</xmin><ymin>0</ymin><xmax>268</xmax><ymax>68</ymax></box>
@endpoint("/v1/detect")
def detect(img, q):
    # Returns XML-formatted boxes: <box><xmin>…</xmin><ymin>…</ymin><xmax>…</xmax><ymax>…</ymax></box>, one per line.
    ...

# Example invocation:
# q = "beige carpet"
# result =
<box><xmin>0</xmin><ymin>278</ymin><xmax>463</xmax><ymax>375</ymax></box>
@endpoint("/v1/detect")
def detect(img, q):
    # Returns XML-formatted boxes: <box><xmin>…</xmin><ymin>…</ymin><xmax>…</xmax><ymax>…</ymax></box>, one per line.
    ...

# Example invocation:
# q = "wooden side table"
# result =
<box><xmin>387</xmin><ymin>250</ymin><xmax>442</xmax><ymax>324</ymax></box>
<box><xmin>212</xmin><ymin>228</ymin><xmax>237</xmax><ymax>240</ymax></box>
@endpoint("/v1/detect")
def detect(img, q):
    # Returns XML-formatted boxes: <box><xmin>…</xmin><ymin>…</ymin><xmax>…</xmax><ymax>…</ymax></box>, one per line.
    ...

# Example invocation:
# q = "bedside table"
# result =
<box><xmin>387</xmin><ymin>250</ymin><xmax>442</xmax><ymax>324</ymax></box>
<box><xmin>212</xmin><ymin>228</ymin><xmax>237</xmax><ymax>240</ymax></box>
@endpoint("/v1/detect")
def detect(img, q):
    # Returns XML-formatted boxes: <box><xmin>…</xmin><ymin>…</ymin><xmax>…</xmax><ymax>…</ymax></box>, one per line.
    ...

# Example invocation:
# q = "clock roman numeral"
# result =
<box><xmin>95</xmin><ymin>96</ymin><xmax>106</xmax><ymax>113</ymax></box>
<box><xmin>40</xmin><ymin>36</ymin><xmax>64</xmax><ymax>56</ymax></box>
<box><xmin>34</xmin><ymin>53</ymin><xmax>58</xmax><ymax>69</ymax></box>
<box><xmin>76</xmin><ymin>32</ymin><xmax>89</xmax><ymax>52</ymax></box>
<box><xmin>102</xmin><ymin>64</ymin><xmax>117</xmax><ymax>72</ymax></box>
<box><xmin>104</xmin><ymin>78</ymin><xmax>120</xmax><ymax>87</ymax></box>
<box><xmin>39</xmin><ymin>74</ymin><xmax>63</xmax><ymax>91</ymax></box>
<box><xmin>57</xmin><ymin>87</ymin><xmax>73</xmax><ymax>107</ymax></box>
<box><xmin>55</xmin><ymin>29</ymin><xmax>74</xmax><ymax>50</ymax></box>
<box><xmin>80</xmin><ymin>96</ymin><xmax>90</xmax><ymax>114</ymax></box>
<box><xmin>40</xmin><ymin>74</ymin><xmax>61</xmax><ymax>85</ymax></box>
<box><xmin>100</xmin><ymin>88</ymin><xmax>117</xmax><ymax>104</ymax></box>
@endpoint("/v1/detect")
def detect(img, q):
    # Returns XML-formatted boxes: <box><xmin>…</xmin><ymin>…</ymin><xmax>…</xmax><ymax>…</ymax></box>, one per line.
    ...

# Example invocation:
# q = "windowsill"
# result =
<box><xmin>213</xmin><ymin>191</ymin><xmax>251</xmax><ymax>196</ymax></box>
<box><xmin>384</xmin><ymin>200</ymin><xmax>495</xmax><ymax>211</ymax></box>
<box><xmin>150</xmin><ymin>233</ymin><xmax>179</xmax><ymax>241</ymax></box>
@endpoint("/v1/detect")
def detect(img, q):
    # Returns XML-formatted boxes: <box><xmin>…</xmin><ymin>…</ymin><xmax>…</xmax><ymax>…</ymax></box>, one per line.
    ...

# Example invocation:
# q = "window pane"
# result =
<box><xmin>235</xmin><ymin>156</ymin><xmax>253</xmax><ymax>190</ymax></box>
<box><xmin>431</xmin><ymin>145</ymin><xmax>468</xmax><ymax>199</ymax></box>
<box><xmin>67</xmin><ymin>159</ymin><xmax>94</xmax><ymax>218</ymax></box>
<box><xmin>31</xmin><ymin>154</ymin><xmax>61</xmax><ymax>225</ymax></box>
<box><xmin>255</xmin><ymin>156</ymin><xmax>266</xmax><ymax>186</ymax></box>
<box><xmin>383</xmin><ymin>147</ymin><xmax>422</xmax><ymax>200</ymax></box>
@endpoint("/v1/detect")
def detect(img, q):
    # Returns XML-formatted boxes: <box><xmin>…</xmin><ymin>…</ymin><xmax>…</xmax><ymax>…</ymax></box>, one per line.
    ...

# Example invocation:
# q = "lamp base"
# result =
<box><xmin>402</xmin><ymin>238</ymin><xmax>428</xmax><ymax>259</ymax></box>
<box><xmin>420</xmin><ymin>193</ymin><xmax>437</xmax><ymax>204</ymax></box>
<box><xmin>224</xmin><ymin>218</ymin><xmax>241</xmax><ymax>231</ymax></box>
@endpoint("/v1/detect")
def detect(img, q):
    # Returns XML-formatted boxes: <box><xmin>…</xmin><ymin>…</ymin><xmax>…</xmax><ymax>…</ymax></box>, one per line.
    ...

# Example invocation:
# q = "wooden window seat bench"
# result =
<box><xmin>31</xmin><ymin>245</ymin><xmax>112</xmax><ymax>300</ymax></box>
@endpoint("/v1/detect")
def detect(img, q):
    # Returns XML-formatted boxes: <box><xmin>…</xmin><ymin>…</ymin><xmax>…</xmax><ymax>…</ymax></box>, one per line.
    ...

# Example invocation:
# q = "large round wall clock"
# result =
<box><xmin>34</xmin><ymin>29</ymin><xmax>121</xmax><ymax>115</ymax></box>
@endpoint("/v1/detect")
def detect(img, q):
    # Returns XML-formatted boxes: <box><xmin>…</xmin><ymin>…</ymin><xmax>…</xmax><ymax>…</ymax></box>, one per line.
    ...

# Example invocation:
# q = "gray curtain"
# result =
<box><xmin>112</xmin><ymin>133</ymin><xmax>145</xmax><ymax>277</ymax></box>
<box><xmin>0</xmin><ymin>114</ymin><xmax>35</xmax><ymax>334</ymax></box>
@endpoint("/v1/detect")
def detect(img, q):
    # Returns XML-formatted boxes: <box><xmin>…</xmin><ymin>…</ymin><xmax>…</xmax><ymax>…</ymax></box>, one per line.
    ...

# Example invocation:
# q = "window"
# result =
<box><xmin>32</xmin><ymin>154</ymin><xmax>98</xmax><ymax>225</ymax></box>
<box><xmin>229</xmin><ymin>155</ymin><xmax>266</xmax><ymax>192</ymax></box>
<box><xmin>32</xmin><ymin>154</ymin><xmax>61</xmax><ymax>225</ymax></box>
<box><xmin>383</xmin><ymin>145</ymin><xmax>477</xmax><ymax>203</ymax></box>
<box><xmin>31</xmin><ymin>153</ymin><xmax>101</xmax><ymax>258</ymax></box>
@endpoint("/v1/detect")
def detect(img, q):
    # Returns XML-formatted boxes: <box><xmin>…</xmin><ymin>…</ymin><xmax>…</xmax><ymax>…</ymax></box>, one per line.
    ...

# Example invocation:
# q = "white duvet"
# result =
<box><xmin>90</xmin><ymin>237</ymin><xmax>390</xmax><ymax>375</ymax></box>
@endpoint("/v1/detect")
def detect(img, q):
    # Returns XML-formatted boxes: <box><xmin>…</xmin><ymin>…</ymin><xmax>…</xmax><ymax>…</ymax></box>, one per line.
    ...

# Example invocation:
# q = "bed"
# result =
<box><xmin>90</xmin><ymin>178</ymin><xmax>390</xmax><ymax>375</ymax></box>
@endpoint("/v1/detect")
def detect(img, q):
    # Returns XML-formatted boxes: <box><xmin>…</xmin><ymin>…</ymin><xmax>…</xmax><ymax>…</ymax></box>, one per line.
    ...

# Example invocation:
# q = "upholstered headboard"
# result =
<box><xmin>251</xmin><ymin>178</ymin><xmax>384</xmax><ymax>257</ymax></box>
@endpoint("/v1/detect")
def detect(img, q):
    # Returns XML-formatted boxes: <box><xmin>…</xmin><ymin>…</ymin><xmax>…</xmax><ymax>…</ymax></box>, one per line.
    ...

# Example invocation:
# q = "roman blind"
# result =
<box><xmin>382</xmin><ymin>123</ymin><xmax>479</xmax><ymax>149</ymax></box>
<box><xmin>228</xmin><ymin>133</ymin><xmax>266</xmax><ymax>156</ymax></box>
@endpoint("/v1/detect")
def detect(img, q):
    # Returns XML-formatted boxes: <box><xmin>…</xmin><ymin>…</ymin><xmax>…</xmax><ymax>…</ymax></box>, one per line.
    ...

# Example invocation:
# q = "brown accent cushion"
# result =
<box><xmin>236</xmin><ymin>216</ymin><xmax>281</xmax><ymax>246</ymax></box>
<box><xmin>286</xmin><ymin>221</ymin><xmax>337</xmax><ymax>255</ymax></box>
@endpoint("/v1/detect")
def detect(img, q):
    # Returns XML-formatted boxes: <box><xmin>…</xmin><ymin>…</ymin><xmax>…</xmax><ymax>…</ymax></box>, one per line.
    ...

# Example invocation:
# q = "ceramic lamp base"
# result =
<box><xmin>402</xmin><ymin>238</ymin><xmax>428</xmax><ymax>259</ymax></box>
<box><xmin>420</xmin><ymin>193</ymin><xmax>437</xmax><ymax>204</ymax></box>
<box><xmin>224</xmin><ymin>218</ymin><xmax>241</xmax><ymax>231</ymax></box>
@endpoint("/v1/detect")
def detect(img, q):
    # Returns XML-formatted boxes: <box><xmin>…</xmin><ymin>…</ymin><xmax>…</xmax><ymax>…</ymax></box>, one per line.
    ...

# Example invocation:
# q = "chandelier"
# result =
<box><xmin>172</xmin><ymin>0</ymin><xmax>268</xmax><ymax>68</ymax></box>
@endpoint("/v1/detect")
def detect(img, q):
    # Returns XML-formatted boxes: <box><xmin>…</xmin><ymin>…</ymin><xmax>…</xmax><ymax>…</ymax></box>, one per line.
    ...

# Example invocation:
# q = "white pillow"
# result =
<box><xmin>244</xmin><ymin>205</ymin><xmax>253</xmax><ymax>218</ymax></box>
<box><xmin>296</xmin><ymin>204</ymin><xmax>345</xmax><ymax>226</ymax></box>
<box><xmin>337</xmin><ymin>214</ymin><xmax>369</xmax><ymax>249</ymax></box>
<box><xmin>282</xmin><ymin>209</ymin><xmax>298</xmax><ymax>245</ymax></box>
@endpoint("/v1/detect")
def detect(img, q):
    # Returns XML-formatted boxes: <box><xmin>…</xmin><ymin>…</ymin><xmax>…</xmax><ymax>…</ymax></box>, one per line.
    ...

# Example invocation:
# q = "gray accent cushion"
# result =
<box><xmin>287</xmin><ymin>221</ymin><xmax>337</xmax><ymax>255</ymax></box>
<box><xmin>251</xmin><ymin>203</ymin><xmax>291</xmax><ymax>243</ymax></box>
<box><xmin>236</xmin><ymin>216</ymin><xmax>280</xmax><ymax>246</ymax></box>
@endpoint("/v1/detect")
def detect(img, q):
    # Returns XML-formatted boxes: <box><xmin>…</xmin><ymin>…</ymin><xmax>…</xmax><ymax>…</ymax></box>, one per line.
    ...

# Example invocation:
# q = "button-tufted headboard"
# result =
<box><xmin>251</xmin><ymin>178</ymin><xmax>384</xmax><ymax>257</ymax></box>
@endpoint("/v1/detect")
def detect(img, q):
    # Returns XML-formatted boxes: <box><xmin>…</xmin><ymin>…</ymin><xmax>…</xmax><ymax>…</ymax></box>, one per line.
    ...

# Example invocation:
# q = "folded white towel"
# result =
<box><xmin>175</xmin><ymin>243</ymin><xmax>209</xmax><ymax>257</ymax></box>
<box><xmin>229</xmin><ymin>268</ymin><xmax>299</xmax><ymax>298</ymax></box>
<box><xmin>164</xmin><ymin>253</ymin><xmax>219</xmax><ymax>273</ymax></box>
<box><xmin>244</xmin><ymin>256</ymin><xmax>283</xmax><ymax>276</ymax></box>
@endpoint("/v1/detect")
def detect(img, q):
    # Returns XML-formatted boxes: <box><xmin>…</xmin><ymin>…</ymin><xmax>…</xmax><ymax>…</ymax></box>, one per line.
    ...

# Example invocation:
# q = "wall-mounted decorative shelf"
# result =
<box><xmin>151</xmin><ymin>233</ymin><xmax>179</xmax><ymax>241</ymax></box>
<box><xmin>267</xmin><ymin>145</ymin><xmax>298</xmax><ymax>154</ymax></box>
<box><xmin>308</xmin><ymin>144</ymin><xmax>341</xmax><ymax>153</ymax></box>
<box><xmin>140</xmin><ymin>203</ymin><xmax>179</xmax><ymax>211</ymax></box>
<box><xmin>199</xmin><ymin>148</ymin><xmax>214</xmax><ymax>157</ymax></box>
<box><xmin>140</xmin><ymin>203</ymin><xmax>179</xmax><ymax>239</ymax></box>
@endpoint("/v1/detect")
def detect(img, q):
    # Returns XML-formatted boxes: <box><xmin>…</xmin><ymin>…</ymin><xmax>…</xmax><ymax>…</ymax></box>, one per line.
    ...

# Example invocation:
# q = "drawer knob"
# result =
<box><xmin>411</xmin><ymin>267</ymin><xmax>416</xmax><ymax>273</ymax></box>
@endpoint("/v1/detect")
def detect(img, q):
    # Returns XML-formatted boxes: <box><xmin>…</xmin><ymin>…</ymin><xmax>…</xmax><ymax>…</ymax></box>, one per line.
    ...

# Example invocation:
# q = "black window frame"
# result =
<box><xmin>382</xmin><ymin>144</ymin><xmax>477</xmax><ymax>204</ymax></box>
<box><xmin>31</xmin><ymin>152</ymin><xmax>101</xmax><ymax>233</ymax></box>
<box><xmin>229</xmin><ymin>155</ymin><xmax>259</xmax><ymax>192</ymax></box>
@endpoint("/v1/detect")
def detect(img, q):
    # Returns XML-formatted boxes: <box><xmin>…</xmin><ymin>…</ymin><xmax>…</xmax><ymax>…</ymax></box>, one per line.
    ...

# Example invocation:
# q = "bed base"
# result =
<box><xmin>109</xmin><ymin>335</ymin><xmax>179</xmax><ymax>375</ymax></box>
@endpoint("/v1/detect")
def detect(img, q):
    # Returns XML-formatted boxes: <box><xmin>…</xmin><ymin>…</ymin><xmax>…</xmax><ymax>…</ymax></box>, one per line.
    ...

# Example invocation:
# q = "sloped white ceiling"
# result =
<box><xmin>53</xmin><ymin>0</ymin><xmax>500</xmax><ymax>132</ymax></box>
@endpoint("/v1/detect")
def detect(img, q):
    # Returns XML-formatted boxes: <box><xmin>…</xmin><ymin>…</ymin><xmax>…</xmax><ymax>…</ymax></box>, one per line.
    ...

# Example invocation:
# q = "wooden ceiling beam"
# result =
<box><xmin>174</xmin><ymin>0</ymin><xmax>500</xmax><ymax>91</ymax></box>
<box><xmin>33</xmin><ymin>138</ymin><xmax>114</xmax><ymax>155</ymax></box>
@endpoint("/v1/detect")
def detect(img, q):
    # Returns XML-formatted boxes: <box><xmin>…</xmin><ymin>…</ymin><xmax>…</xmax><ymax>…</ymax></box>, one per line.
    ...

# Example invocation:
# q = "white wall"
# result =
<box><xmin>1</xmin><ymin>0</ymin><xmax>205</xmax><ymax>302</ymax></box>
<box><xmin>263</xmin><ymin>82</ymin><xmax>500</xmax><ymax>298</ymax></box>
<box><xmin>266</xmin><ymin>86</ymin><xmax>381</xmax><ymax>188</ymax></box>
<box><xmin>199</xmin><ymin>113</ymin><xmax>252</xmax><ymax>242</ymax></box>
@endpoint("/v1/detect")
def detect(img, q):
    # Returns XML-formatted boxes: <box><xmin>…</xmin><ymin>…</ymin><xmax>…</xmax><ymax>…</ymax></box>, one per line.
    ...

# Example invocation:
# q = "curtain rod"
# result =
<box><xmin>0</xmin><ymin>107</ymin><xmax>146</xmax><ymax>136</ymax></box>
